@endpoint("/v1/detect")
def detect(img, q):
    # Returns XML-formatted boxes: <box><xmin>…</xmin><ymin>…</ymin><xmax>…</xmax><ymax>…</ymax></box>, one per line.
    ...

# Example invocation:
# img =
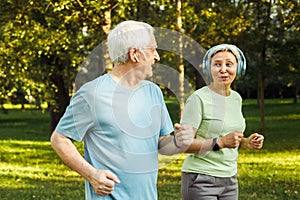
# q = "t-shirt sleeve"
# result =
<box><xmin>180</xmin><ymin>93</ymin><xmax>202</xmax><ymax>129</ymax></box>
<box><xmin>156</xmin><ymin>86</ymin><xmax>174</xmax><ymax>136</ymax></box>
<box><xmin>160</xmin><ymin>102</ymin><xmax>174</xmax><ymax>136</ymax></box>
<box><xmin>55</xmin><ymin>92</ymin><xmax>94</xmax><ymax>142</ymax></box>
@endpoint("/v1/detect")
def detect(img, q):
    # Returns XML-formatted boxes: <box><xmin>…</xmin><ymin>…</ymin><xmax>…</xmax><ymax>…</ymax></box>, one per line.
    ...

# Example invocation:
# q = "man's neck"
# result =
<box><xmin>110</xmin><ymin>64</ymin><xmax>143</xmax><ymax>89</ymax></box>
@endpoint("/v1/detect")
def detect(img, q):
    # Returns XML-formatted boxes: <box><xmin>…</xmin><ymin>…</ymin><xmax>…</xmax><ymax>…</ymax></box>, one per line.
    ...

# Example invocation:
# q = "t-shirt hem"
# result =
<box><xmin>181</xmin><ymin>168</ymin><xmax>238</xmax><ymax>178</ymax></box>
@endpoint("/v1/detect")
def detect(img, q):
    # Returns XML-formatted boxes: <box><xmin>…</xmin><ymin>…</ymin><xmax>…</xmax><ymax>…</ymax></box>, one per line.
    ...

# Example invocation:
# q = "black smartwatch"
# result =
<box><xmin>212</xmin><ymin>138</ymin><xmax>220</xmax><ymax>151</ymax></box>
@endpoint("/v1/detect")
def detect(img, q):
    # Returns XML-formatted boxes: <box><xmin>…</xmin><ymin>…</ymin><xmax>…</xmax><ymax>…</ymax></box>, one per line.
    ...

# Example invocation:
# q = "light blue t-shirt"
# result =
<box><xmin>56</xmin><ymin>73</ymin><xmax>173</xmax><ymax>200</ymax></box>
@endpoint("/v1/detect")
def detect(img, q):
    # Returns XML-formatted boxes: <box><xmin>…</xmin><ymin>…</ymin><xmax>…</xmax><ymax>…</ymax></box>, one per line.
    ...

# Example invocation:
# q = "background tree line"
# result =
<box><xmin>0</xmin><ymin>0</ymin><xmax>299</xmax><ymax>131</ymax></box>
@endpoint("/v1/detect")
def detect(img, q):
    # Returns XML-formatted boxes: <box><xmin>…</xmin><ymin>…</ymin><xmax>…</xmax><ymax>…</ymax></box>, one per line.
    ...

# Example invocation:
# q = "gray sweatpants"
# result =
<box><xmin>181</xmin><ymin>172</ymin><xmax>238</xmax><ymax>200</ymax></box>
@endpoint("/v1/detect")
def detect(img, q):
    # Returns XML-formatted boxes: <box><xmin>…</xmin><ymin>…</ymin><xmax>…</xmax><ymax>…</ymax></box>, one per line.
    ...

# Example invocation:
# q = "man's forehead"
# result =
<box><xmin>149</xmin><ymin>35</ymin><xmax>157</xmax><ymax>48</ymax></box>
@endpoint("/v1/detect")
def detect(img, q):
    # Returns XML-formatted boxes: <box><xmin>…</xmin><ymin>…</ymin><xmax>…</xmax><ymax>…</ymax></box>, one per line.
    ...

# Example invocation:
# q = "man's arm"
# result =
<box><xmin>50</xmin><ymin>130</ymin><xmax>120</xmax><ymax>196</ymax></box>
<box><xmin>184</xmin><ymin>127</ymin><xmax>213</xmax><ymax>153</ymax></box>
<box><xmin>158</xmin><ymin>123</ymin><xmax>194</xmax><ymax>156</ymax></box>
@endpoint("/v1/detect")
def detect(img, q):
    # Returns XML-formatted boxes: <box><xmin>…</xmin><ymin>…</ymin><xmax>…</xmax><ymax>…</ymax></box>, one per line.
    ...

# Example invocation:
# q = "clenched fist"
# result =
<box><xmin>218</xmin><ymin>131</ymin><xmax>244</xmax><ymax>149</ymax></box>
<box><xmin>174</xmin><ymin>123</ymin><xmax>195</xmax><ymax>148</ymax></box>
<box><xmin>247</xmin><ymin>133</ymin><xmax>264</xmax><ymax>150</ymax></box>
<box><xmin>88</xmin><ymin>170</ymin><xmax>120</xmax><ymax>196</ymax></box>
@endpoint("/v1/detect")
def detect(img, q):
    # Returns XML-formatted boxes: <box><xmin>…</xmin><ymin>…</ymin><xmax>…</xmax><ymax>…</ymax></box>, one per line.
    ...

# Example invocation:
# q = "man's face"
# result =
<box><xmin>138</xmin><ymin>35</ymin><xmax>160</xmax><ymax>78</ymax></box>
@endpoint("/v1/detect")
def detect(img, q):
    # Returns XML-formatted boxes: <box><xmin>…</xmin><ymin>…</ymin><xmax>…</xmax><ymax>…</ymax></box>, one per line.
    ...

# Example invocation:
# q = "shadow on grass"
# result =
<box><xmin>243</xmin><ymin>101</ymin><xmax>300</xmax><ymax>151</ymax></box>
<box><xmin>0</xmin><ymin>109</ymin><xmax>50</xmax><ymax>141</ymax></box>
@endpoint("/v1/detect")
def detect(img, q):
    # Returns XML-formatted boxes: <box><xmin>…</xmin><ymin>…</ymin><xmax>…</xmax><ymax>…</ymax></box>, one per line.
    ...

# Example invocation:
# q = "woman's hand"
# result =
<box><xmin>218</xmin><ymin>131</ymin><xmax>244</xmax><ymax>149</ymax></box>
<box><xmin>247</xmin><ymin>133</ymin><xmax>264</xmax><ymax>150</ymax></box>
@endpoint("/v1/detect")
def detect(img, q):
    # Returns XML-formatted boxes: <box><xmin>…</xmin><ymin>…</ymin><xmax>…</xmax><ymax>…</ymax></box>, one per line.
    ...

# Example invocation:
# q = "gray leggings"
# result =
<box><xmin>181</xmin><ymin>172</ymin><xmax>238</xmax><ymax>200</ymax></box>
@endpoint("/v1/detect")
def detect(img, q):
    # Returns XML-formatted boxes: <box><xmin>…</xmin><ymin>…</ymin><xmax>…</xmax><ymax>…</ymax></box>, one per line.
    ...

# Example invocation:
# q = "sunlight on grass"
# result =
<box><xmin>0</xmin><ymin>99</ymin><xmax>299</xmax><ymax>199</ymax></box>
<box><xmin>0</xmin><ymin>139</ymin><xmax>85</xmax><ymax>199</ymax></box>
<box><xmin>238</xmin><ymin>150</ymin><xmax>300</xmax><ymax>176</ymax></box>
<box><xmin>238</xmin><ymin>150</ymin><xmax>300</xmax><ymax>199</ymax></box>
<box><xmin>247</xmin><ymin>114</ymin><xmax>300</xmax><ymax>121</ymax></box>
<box><xmin>266</xmin><ymin>114</ymin><xmax>300</xmax><ymax>120</ymax></box>
<box><xmin>242</xmin><ymin>98</ymin><xmax>294</xmax><ymax>105</ymax></box>
<box><xmin>0</xmin><ymin>139</ymin><xmax>49</xmax><ymax>149</ymax></box>
<box><xmin>158</xmin><ymin>154</ymin><xmax>186</xmax><ymax>170</ymax></box>
<box><xmin>3</xmin><ymin>103</ymin><xmax>48</xmax><ymax>110</ymax></box>
<box><xmin>0</xmin><ymin>163</ymin><xmax>81</xmax><ymax>184</ymax></box>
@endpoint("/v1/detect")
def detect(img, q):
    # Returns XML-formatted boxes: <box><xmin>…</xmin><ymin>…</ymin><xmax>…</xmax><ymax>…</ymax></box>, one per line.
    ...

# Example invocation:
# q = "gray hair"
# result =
<box><xmin>203</xmin><ymin>44</ymin><xmax>246</xmax><ymax>82</ymax></box>
<box><xmin>108</xmin><ymin>20</ymin><xmax>155</xmax><ymax>64</ymax></box>
<box><xmin>206</xmin><ymin>44</ymin><xmax>241</xmax><ymax>64</ymax></box>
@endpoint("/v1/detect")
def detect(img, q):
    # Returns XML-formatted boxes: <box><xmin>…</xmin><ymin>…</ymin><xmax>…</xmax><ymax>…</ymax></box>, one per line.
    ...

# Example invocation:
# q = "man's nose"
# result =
<box><xmin>154</xmin><ymin>50</ymin><xmax>160</xmax><ymax>62</ymax></box>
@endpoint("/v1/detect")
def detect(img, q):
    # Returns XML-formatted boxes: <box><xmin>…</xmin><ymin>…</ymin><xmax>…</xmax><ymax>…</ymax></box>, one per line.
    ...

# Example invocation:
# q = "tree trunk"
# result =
<box><xmin>49</xmin><ymin>73</ymin><xmax>71</xmax><ymax>132</ymax></box>
<box><xmin>258</xmin><ymin>71</ymin><xmax>265</xmax><ymax>131</ymax></box>
<box><xmin>48</xmin><ymin>4</ymin><xmax>117</xmax><ymax>132</ymax></box>
<box><xmin>1</xmin><ymin>103</ymin><xmax>8</xmax><ymax>114</ymax></box>
<box><xmin>256</xmin><ymin>0</ymin><xmax>270</xmax><ymax>132</ymax></box>
<box><xmin>102</xmin><ymin>7</ymin><xmax>113</xmax><ymax>72</ymax></box>
<box><xmin>294</xmin><ymin>85</ymin><xmax>299</xmax><ymax>104</ymax></box>
<box><xmin>195</xmin><ymin>68</ymin><xmax>206</xmax><ymax>89</ymax></box>
<box><xmin>176</xmin><ymin>0</ymin><xmax>184</xmax><ymax>120</ymax></box>
<box><xmin>257</xmin><ymin>45</ymin><xmax>266</xmax><ymax>132</ymax></box>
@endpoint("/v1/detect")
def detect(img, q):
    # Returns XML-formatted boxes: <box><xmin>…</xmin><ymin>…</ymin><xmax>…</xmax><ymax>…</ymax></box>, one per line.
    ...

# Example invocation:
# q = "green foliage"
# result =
<box><xmin>0</xmin><ymin>99</ymin><xmax>299</xmax><ymax>199</ymax></box>
<box><xmin>0</xmin><ymin>109</ymin><xmax>85</xmax><ymax>199</ymax></box>
<box><xmin>1</xmin><ymin>0</ymin><xmax>299</xmax><ymax>130</ymax></box>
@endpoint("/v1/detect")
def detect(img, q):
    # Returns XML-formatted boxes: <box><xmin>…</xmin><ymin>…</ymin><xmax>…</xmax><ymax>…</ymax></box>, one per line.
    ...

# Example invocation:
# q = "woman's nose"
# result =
<box><xmin>220</xmin><ymin>63</ymin><xmax>227</xmax><ymax>72</ymax></box>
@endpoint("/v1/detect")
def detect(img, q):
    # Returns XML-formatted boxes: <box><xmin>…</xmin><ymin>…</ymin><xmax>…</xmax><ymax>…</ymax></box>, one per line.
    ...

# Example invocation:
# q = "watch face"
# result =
<box><xmin>212</xmin><ymin>138</ymin><xmax>220</xmax><ymax>151</ymax></box>
<box><xmin>213</xmin><ymin>143</ymin><xmax>220</xmax><ymax>151</ymax></box>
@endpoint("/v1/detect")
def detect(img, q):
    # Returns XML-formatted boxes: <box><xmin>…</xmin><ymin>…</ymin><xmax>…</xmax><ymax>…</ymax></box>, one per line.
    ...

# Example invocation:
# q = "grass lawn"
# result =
<box><xmin>0</xmin><ymin>98</ymin><xmax>299</xmax><ymax>199</ymax></box>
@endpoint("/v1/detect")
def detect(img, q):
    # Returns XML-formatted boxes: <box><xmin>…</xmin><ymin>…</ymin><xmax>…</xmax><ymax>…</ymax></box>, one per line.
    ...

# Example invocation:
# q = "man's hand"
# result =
<box><xmin>218</xmin><ymin>131</ymin><xmax>244</xmax><ymax>149</ymax></box>
<box><xmin>88</xmin><ymin>170</ymin><xmax>120</xmax><ymax>196</ymax></box>
<box><xmin>174</xmin><ymin>123</ymin><xmax>195</xmax><ymax>148</ymax></box>
<box><xmin>158</xmin><ymin>123</ymin><xmax>195</xmax><ymax>155</ymax></box>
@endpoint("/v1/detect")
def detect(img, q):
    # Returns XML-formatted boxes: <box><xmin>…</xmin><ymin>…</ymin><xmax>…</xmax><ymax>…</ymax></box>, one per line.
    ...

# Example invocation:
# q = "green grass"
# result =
<box><xmin>0</xmin><ymin>99</ymin><xmax>299</xmax><ymax>199</ymax></box>
<box><xmin>0</xmin><ymin>110</ymin><xmax>85</xmax><ymax>199</ymax></box>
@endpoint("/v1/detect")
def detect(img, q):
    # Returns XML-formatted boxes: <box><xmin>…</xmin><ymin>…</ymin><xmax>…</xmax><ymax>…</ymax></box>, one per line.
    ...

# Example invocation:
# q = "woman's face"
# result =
<box><xmin>210</xmin><ymin>51</ymin><xmax>238</xmax><ymax>87</ymax></box>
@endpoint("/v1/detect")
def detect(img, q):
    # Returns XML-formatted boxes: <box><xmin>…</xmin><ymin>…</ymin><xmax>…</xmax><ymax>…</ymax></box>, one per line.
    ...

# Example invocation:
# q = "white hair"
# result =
<box><xmin>108</xmin><ymin>20</ymin><xmax>155</xmax><ymax>64</ymax></box>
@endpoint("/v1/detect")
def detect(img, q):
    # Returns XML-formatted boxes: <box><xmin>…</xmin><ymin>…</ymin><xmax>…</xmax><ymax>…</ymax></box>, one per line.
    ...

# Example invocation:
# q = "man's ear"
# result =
<box><xmin>129</xmin><ymin>48</ymin><xmax>139</xmax><ymax>63</ymax></box>
<box><xmin>133</xmin><ymin>53</ymin><xmax>139</xmax><ymax>62</ymax></box>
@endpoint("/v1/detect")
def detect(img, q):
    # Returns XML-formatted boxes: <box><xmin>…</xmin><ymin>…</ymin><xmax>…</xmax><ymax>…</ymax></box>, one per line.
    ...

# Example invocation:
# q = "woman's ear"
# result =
<box><xmin>129</xmin><ymin>48</ymin><xmax>139</xmax><ymax>63</ymax></box>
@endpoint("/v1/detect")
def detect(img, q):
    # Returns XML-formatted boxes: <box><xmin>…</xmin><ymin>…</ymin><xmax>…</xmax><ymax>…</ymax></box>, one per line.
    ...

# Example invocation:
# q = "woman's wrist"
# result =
<box><xmin>216</xmin><ymin>137</ymin><xmax>225</xmax><ymax>149</ymax></box>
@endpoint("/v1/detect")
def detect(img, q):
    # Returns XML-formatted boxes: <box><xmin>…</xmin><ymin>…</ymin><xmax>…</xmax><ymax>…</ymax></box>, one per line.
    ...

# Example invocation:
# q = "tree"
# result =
<box><xmin>0</xmin><ymin>0</ymin><xmax>118</xmax><ymax>131</ymax></box>
<box><xmin>0</xmin><ymin>0</ymin><xmax>179</xmax><ymax>131</ymax></box>
<box><xmin>279</xmin><ymin>0</ymin><xmax>300</xmax><ymax>103</ymax></box>
<box><xmin>1</xmin><ymin>0</ymin><xmax>298</xmax><ymax>132</ymax></box>
<box><xmin>239</xmin><ymin>0</ymin><xmax>299</xmax><ymax>130</ymax></box>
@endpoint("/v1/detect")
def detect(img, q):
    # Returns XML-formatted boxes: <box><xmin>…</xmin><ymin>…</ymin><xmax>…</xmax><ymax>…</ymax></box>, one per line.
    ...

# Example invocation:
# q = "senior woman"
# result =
<box><xmin>180</xmin><ymin>44</ymin><xmax>264</xmax><ymax>200</ymax></box>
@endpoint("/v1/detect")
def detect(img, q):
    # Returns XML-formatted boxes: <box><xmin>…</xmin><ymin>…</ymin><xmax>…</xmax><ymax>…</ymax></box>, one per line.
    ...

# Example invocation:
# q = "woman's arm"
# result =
<box><xmin>185</xmin><ymin>129</ymin><xmax>244</xmax><ymax>153</ymax></box>
<box><xmin>239</xmin><ymin>133</ymin><xmax>264</xmax><ymax>150</ymax></box>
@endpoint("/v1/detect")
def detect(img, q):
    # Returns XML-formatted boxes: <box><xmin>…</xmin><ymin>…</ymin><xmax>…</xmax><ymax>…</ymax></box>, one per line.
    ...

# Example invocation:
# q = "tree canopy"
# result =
<box><xmin>0</xmin><ymin>0</ymin><xmax>299</xmax><ymax>131</ymax></box>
